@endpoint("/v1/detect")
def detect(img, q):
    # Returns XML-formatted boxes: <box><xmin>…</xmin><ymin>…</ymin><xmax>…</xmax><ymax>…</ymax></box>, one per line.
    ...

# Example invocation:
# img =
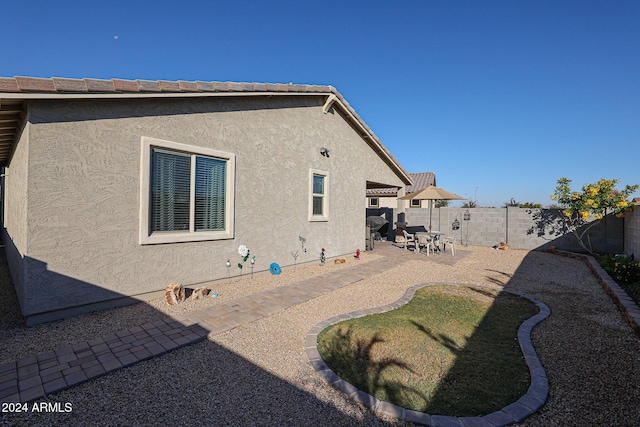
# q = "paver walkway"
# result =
<box><xmin>1</xmin><ymin>242</ymin><xmax>431</xmax><ymax>404</ymax></box>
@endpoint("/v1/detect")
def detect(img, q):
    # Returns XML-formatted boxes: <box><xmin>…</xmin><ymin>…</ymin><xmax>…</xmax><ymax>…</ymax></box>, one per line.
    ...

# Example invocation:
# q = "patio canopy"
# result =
<box><xmin>399</xmin><ymin>185</ymin><xmax>466</xmax><ymax>231</ymax></box>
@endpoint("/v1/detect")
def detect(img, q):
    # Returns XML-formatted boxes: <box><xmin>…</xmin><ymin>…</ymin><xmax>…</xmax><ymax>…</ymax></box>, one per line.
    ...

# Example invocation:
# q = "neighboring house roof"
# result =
<box><xmin>406</xmin><ymin>172</ymin><xmax>436</xmax><ymax>193</ymax></box>
<box><xmin>367</xmin><ymin>172</ymin><xmax>435</xmax><ymax>196</ymax></box>
<box><xmin>0</xmin><ymin>76</ymin><xmax>412</xmax><ymax>185</ymax></box>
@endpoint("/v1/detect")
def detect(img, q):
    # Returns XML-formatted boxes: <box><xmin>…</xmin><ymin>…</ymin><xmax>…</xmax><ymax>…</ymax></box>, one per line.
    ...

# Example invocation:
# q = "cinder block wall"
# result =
<box><xmin>624</xmin><ymin>206</ymin><xmax>640</xmax><ymax>257</ymax></box>
<box><xmin>395</xmin><ymin>207</ymin><xmax>624</xmax><ymax>253</ymax></box>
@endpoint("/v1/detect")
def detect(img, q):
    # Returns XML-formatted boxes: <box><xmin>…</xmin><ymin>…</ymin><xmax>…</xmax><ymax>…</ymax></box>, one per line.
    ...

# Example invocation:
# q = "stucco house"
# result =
<box><xmin>0</xmin><ymin>76</ymin><xmax>411</xmax><ymax>325</ymax></box>
<box><xmin>367</xmin><ymin>172</ymin><xmax>435</xmax><ymax>209</ymax></box>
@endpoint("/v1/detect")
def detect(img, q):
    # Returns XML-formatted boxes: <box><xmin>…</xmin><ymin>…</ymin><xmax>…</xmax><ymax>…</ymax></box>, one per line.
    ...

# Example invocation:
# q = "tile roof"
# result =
<box><xmin>407</xmin><ymin>172</ymin><xmax>436</xmax><ymax>192</ymax></box>
<box><xmin>0</xmin><ymin>76</ymin><xmax>334</xmax><ymax>94</ymax></box>
<box><xmin>0</xmin><ymin>76</ymin><xmax>412</xmax><ymax>185</ymax></box>
<box><xmin>367</xmin><ymin>172</ymin><xmax>435</xmax><ymax>195</ymax></box>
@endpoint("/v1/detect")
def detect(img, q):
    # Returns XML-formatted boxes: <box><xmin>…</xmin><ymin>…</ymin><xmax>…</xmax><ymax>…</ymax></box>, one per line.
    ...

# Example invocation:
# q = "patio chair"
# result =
<box><xmin>441</xmin><ymin>234</ymin><xmax>456</xmax><ymax>255</ymax></box>
<box><xmin>402</xmin><ymin>230</ymin><xmax>416</xmax><ymax>251</ymax></box>
<box><xmin>415</xmin><ymin>233</ymin><xmax>433</xmax><ymax>256</ymax></box>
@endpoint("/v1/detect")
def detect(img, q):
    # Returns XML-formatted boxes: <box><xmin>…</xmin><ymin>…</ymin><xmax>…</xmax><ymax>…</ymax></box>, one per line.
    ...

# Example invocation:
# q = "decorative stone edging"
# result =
<box><xmin>548</xmin><ymin>249</ymin><xmax>640</xmax><ymax>337</ymax></box>
<box><xmin>305</xmin><ymin>282</ymin><xmax>551</xmax><ymax>427</ymax></box>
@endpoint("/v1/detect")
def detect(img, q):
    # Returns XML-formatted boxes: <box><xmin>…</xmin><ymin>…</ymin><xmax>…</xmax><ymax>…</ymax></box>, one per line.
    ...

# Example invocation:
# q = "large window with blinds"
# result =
<box><xmin>140</xmin><ymin>137</ymin><xmax>235</xmax><ymax>244</ymax></box>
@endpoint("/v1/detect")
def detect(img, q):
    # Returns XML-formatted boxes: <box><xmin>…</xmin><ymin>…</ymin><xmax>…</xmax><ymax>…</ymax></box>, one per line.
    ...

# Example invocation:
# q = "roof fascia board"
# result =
<box><xmin>322</xmin><ymin>94</ymin><xmax>338</xmax><ymax>114</ymax></box>
<box><xmin>328</xmin><ymin>96</ymin><xmax>412</xmax><ymax>186</ymax></box>
<box><xmin>0</xmin><ymin>91</ymin><xmax>330</xmax><ymax>101</ymax></box>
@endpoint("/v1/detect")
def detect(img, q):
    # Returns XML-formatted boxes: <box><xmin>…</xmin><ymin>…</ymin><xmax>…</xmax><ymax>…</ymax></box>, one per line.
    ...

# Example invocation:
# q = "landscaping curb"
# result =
<box><xmin>548</xmin><ymin>249</ymin><xmax>640</xmax><ymax>337</ymax></box>
<box><xmin>306</xmin><ymin>282</ymin><xmax>551</xmax><ymax>427</ymax></box>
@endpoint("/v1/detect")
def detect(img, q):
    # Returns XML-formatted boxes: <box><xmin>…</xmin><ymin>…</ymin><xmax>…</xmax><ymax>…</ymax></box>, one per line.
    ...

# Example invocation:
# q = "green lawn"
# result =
<box><xmin>317</xmin><ymin>285</ymin><xmax>539</xmax><ymax>417</ymax></box>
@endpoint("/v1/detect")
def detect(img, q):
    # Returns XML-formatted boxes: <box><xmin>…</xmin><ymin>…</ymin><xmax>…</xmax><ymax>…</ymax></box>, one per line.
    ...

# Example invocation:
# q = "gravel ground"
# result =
<box><xmin>1</xmin><ymin>244</ymin><xmax>639</xmax><ymax>426</ymax></box>
<box><xmin>0</xmin><ymin>251</ymin><xmax>382</xmax><ymax>364</ymax></box>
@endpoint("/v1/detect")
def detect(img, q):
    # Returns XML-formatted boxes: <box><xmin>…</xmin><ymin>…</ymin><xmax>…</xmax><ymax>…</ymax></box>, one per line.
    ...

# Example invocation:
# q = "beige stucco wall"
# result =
<box><xmin>2</xmin><ymin>122</ymin><xmax>30</xmax><ymax>309</ymax></box>
<box><xmin>366</xmin><ymin>197</ymin><xmax>418</xmax><ymax>210</ymax></box>
<box><xmin>367</xmin><ymin>196</ymin><xmax>397</xmax><ymax>209</ymax></box>
<box><xmin>10</xmin><ymin>96</ymin><xmax>405</xmax><ymax>319</ymax></box>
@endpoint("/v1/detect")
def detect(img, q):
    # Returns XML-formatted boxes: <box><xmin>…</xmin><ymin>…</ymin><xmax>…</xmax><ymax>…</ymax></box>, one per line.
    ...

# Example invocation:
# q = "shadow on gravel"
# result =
<box><xmin>4</xmin><ymin>338</ymin><xmax>404</xmax><ymax>426</ymax></box>
<box><xmin>424</xmin><ymin>251</ymin><xmax>640</xmax><ymax>424</ymax></box>
<box><xmin>0</xmin><ymin>248</ymin><xmax>402</xmax><ymax>427</ymax></box>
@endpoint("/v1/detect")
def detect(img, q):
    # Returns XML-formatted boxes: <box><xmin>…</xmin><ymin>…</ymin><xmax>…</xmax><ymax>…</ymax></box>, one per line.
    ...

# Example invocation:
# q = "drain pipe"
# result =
<box><xmin>505</xmin><ymin>207</ymin><xmax>509</xmax><ymax>245</ymax></box>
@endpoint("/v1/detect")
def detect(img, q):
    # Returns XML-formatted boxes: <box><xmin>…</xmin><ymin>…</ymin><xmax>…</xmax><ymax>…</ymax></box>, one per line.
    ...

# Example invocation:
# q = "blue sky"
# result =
<box><xmin>2</xmin><ymin>0</ymin><xmax>639</xmax><ymax>206</ymax></box>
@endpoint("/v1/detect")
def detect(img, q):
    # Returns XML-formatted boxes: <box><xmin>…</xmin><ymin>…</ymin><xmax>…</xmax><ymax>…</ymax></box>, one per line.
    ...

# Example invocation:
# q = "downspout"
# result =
<box><xmin>505</xmin><ymin>207</ymin><xmax>509</xmax><ymax>245</ymax></box>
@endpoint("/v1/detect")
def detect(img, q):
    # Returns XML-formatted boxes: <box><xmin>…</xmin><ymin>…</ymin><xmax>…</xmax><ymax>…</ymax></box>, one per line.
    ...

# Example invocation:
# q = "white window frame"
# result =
<box><xmin>369</xmin><ymin>197</ymin><xmax>379</xmax><ymax>208</ymax></box>
<box><xmin>410</xmin><ymin>199</ymin><xmax>422</xmax><ymax>208</ymax></box>
<box><xmin>309</xmin><ymin>169</ymin><xmax>329</xmax><ymax>222</ymax></box>
<box><xmin>139</xmin><ymin>136</ymin><xmax>235</xmax><ymax>244</ymax></box>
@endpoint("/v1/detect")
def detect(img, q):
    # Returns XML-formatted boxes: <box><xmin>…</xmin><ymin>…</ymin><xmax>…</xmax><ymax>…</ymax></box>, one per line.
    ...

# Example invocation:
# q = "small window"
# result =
<box><xmin>369</xmin><ymin>197</ymin><xmax>379</xmax><ymax>207</ymax></box>
<box><xmin>309</xmin><ymin>169</ymin><xmax>329</xmax><ymax>221</ymax></box>
<box><xmin>313</xmin><ymin>175</ymin><xmax>324</xmax><ymax>215</ymax></box>
<box><xmin>410</xmin><ymin>199</ymin><xmax>422</xmax><ymax>208</ymax></box>
<box><xmin>140</xmin><ymin>137</ymin><xmax>235</xmax><ymax>244</ymax></box>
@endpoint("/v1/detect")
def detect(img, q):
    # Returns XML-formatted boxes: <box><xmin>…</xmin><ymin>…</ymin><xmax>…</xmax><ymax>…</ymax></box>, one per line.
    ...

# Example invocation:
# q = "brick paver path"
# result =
<box><xmin>1</xmin><ymin>242</ymin><xmax>434</xmax><ymax>404</ymax></box>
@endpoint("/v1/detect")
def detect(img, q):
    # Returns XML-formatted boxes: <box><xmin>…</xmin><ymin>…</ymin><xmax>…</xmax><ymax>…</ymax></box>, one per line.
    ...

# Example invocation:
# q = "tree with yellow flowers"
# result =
<box><xmin>550</xmin><ymin>177</ymin><xmax>638</xmax><ymax>254</ymax></box>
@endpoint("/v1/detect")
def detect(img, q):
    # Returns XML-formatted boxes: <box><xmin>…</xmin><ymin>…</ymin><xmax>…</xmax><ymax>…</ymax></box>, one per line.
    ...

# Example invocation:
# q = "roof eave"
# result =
<box><xmin>325</xmin><ymin>95</ymin><xmax>412</xmax><ymax>186</ymax></box>
<box><xmin>0</xmin><ymin>90</ymin><xmax>331</xmax><ymax>101</ymax></box>
<box><xmin>0</xmin><ymin>78</ymin><xmax>412</xmax><ymax>184</ymax></box>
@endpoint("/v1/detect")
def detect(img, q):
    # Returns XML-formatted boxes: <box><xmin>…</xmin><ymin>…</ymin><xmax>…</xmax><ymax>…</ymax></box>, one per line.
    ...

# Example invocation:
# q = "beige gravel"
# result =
<box><xmin>2</xmin><ymin>244</ymin><xmax>640</xmax><ymax>426</ymax></box>
<box><xmin>0</xmin><ymin>251</ymin><xmax>382</xmax><ymax>364</ymax></box>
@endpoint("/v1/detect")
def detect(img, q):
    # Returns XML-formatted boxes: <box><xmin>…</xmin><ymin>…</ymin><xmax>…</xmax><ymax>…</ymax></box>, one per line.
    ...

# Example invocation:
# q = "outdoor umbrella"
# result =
<box><xmin>399</xmin><ymin>185</ymin><xmax>466</xmax><ymax>231</ymax></box>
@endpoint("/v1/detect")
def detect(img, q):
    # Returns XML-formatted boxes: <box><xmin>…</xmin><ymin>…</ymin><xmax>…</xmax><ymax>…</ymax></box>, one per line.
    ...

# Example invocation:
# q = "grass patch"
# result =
<box><xmin>317</xmin><ymin>285</ymin><xmax>539</xmax><ymax>417</ymax></box>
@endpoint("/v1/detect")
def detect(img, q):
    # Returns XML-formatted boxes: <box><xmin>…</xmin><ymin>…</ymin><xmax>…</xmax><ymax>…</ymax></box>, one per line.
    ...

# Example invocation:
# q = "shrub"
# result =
<box><xmin>599</xmin><ymin>254</ymin><xmax>640</xmax><ymax>286</ymax></box>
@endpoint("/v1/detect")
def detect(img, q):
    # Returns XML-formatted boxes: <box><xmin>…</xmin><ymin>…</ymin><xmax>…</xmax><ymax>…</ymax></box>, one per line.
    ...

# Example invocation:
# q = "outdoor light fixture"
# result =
<box><xmin>320</xmin><ymin>147</ymin><xmax>330</xmax><ymax>157</ymax></box>
<box><xmin>464</xmin><ymin>210</ymin><xmax>471</xmax><ymax>221</ymax></box>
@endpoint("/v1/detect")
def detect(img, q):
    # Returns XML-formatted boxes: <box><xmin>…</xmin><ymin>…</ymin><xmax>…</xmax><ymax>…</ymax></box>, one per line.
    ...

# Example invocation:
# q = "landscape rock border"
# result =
<box><xmin>305</xmin><ymin>282</ymin><xmax>551</xmax><ymax>427</ymax></box>
<box><xmin>547</xmin><ymin>249</ymin><xmax>640</xmax><ymax>337</ymax></box>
